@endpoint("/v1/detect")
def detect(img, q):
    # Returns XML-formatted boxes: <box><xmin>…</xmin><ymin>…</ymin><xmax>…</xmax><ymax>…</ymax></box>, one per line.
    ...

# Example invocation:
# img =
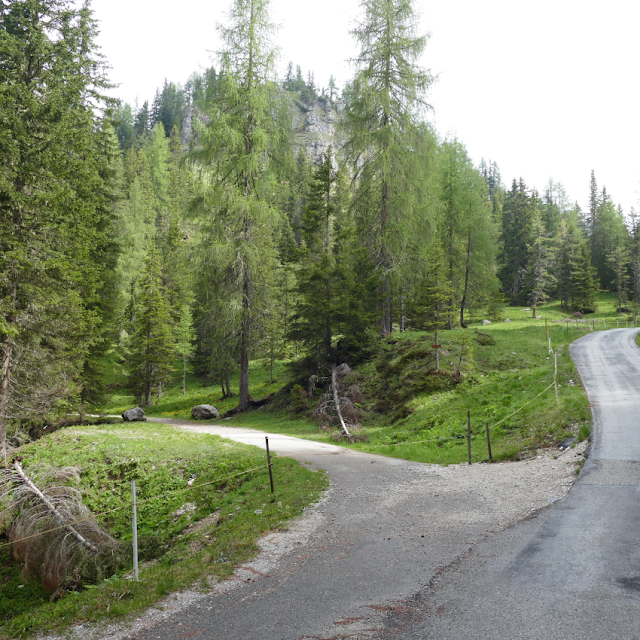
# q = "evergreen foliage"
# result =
<box><xmin>127</xmin><ymin>245</ymin><xmax>176</xmax><ymax>406</ymax></box>
<box><xmin>0</xmin><ymin>0</ymin><xmax>119</xmax><ymax>450</ymax></box>
<box><xmin>344</xmin><ymin>0</ymin><xmax>435</xmax><ymax>333</ymax></box>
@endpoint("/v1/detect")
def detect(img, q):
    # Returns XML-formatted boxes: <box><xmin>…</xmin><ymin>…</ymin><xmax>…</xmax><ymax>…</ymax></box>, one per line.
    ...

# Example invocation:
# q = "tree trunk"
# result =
<box><xmin>460</xmin><ymin>230</ymin><xmax>472</xmax><ymax>329</ymax></box>
<box><xmin>13</xmin><ymin>462</ymin><xmax>99</xmax><ymax>554</ymax></box>
<box><xmin>238</xmin><ymin>259</ymin><xmax>251</xmax><ymax>412</ymax></box>
<box><xmin>331</xmin><ymin>366</ymin><xmax>353</xmax><ymax>442</ymax></box>
<box><xmin>0</xmin><ymin>338</ymin><xmax>13</xmax><ymax>466</ymax></box>
<box><xmin>144</xmin><ymin>379</ymin><xmax>152</xmax><ymax>406</ymax></box>
<box><xmin>380</xmin><ymin>179</ymin><xmax>391</xmax><ymax>333</ymax></box>
<box><xmin>182</xmin><ymin>355</ymin><xmax>186</xmax><ymax>395</ymax></box>
<box><xmin>225</xmin><ymin>367</ymin><xmax>234</xmax><ymax>398</ymax></box>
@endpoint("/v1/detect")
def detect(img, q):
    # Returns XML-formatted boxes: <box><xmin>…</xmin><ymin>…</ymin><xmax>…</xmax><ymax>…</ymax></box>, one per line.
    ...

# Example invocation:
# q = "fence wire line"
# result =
<box><xmin>0</xmin><ymin>463</ymin><xmax>270</xmax><ymax>551</ymax></box>
<box><xmin>365</xmin><ymin>382</ymin><xmax>555</xmax><ymax>449</ymax></box>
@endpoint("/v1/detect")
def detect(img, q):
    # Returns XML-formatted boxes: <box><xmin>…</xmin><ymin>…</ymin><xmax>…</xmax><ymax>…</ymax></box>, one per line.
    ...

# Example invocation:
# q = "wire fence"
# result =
<box><xmin>0</xmin><ymin>463</ymin><xmax>270</xmax><ymax>552</ymax></box>
<box><xmin>358</xmin><ymin>381</ymin><xmax>556</xmax><ymax>450</ymax></box>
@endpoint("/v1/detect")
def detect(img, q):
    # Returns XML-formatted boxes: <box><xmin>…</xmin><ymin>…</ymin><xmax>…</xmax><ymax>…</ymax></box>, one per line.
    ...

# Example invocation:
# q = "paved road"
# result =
<box><xmin>373</xmin><ymin>328</ymin><xmax>640</xmax><ymax>639</ymax></box>
<box><xmin>125</xmin><ymin>417</ymin><xmax>564</xmax><ymax>640</ymax></box>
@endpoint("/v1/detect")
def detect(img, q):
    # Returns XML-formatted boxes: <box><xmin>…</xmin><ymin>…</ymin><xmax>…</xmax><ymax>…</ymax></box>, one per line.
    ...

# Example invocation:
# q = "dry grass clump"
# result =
<box><xmin>0</xmin><ymin>464</ymin><xmax>123</xmax><ymax>593</ymax></box>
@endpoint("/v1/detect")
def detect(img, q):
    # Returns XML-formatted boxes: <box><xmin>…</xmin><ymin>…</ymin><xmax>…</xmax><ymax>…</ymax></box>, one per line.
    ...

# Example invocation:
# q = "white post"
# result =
<box><xmin>132</xmin><ymin>479</ymin><xmax>139</xmax><ymax>582</ymax></box>
<box><xmin>548</xmin><ymin>337</ymin><xmax>552</xmax><ymax>355</ymax></box>
<box><xmin>554</xmin><ymin>352</ymin><xmax>560</xmax><ymax>407</ymax></box>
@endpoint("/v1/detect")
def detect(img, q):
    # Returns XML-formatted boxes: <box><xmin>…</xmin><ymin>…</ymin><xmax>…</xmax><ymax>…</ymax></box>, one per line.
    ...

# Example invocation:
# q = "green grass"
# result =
<box><xmin>0</xmin><ymin>423</ymin><xmax>328</xmax><ymax>638</ymax></box>
<box><xmin>97</xmin><ymin>292</ymin><xmax>637</xmax><ymax>467</ymax></box>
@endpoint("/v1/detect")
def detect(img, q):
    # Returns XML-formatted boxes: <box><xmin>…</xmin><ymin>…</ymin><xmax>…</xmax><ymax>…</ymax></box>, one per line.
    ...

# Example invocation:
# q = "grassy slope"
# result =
<box><xmin>100</xmin><ymin>293</ymin><xmax>637</xmax><ymax>465</ymax></box>
<box><xmin>1</xmin><ymin>423</ymin><xmax>327</xmax><ymax>638</ymax></box>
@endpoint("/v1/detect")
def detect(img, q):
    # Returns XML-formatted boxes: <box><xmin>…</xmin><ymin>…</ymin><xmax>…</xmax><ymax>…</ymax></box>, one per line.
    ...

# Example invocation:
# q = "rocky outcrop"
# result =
<box><xmin>292</xmin><ymin>97</ymin><xmax>345</xmax><ymax>166</ymax></box>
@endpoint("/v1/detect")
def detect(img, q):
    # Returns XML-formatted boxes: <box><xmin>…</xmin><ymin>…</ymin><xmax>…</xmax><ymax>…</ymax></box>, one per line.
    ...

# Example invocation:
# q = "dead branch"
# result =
<box><xmin>332</xmin><ymin>366</ymin><xmax>354</xmax><ymax>442</ymax></box>
<box><xmin>13</xmin><ymin>462</ymin><xmax>99</xmax><ymax>554</ymax></box>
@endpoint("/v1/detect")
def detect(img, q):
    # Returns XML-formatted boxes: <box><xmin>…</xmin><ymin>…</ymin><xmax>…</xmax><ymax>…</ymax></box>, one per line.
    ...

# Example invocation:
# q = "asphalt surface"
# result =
<box><xmin>373</xmin><ymin>328</ymin><xmax>640</xmax><ymax>639</ymax></box>
<box><xmin>125</xmin><ymin>419</ymin><xmax>560</xmax><ymax>640</ymax></box>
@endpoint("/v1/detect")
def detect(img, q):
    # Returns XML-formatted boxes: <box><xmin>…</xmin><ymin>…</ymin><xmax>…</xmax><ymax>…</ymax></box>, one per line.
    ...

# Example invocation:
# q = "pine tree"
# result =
<box><xmin>344</xmin><ymin>0</ymin><xmax>434</xmax><ymax>333</ymax></box>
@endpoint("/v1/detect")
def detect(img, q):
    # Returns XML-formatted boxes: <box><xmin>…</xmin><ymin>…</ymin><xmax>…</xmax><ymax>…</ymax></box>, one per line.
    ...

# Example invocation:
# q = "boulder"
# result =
<box><xmin>504</xmin><ymin>318</ymin><xmax>512</xmax><ymax>322</ymax></box>
<box><xmin>482</xmin><ymin>319</ymin><xmax>491</xmax><ymax>325</ymax></box>
<box><xmin>122</xmin><ymin>407</ymin><xmax>146</xmax><ymax>422</ymax></box>
<box><xmin>191</xmin><ymin>404</ymin><xmax>220</xmax><ymax>420</ymax></box>
<box><xmin>335</xmin><ymin>363</ymin><xmax>352</xmax><ymax>377</ymax></box>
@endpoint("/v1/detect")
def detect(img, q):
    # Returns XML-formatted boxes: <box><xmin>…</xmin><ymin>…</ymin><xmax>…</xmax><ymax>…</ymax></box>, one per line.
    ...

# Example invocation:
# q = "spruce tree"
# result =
<box><xmin>523</xmin><ymin>212</ymin><xmax>556</xmax><ymax>318</ymax></box>
<box><xmin>0</xmin><ymin>0</ymin><xmax>118</xmax><ymax>453</ymax></box>
<box><xmin>290</xmin><ymin>149</ymin><xmax>340</xmax><ymax>367</ymax></box>
<box><xmin>607</xmin><ymin>244</ymin><xmax>631</xmax><ymax>312</ymax></box>
<box><xmin>406</xmin><ymin>244</ymin><xmax>453</xmax><ymax>332</ymax></box>
<box><xmin>128</xmin><ymin>245</ymin><xmax>176</xmax><ymax>406</ymax></box>
<box><xmin>499</xmin><ymin>179</ymin><xmax>535</xmax><ymax>304</ymax></box>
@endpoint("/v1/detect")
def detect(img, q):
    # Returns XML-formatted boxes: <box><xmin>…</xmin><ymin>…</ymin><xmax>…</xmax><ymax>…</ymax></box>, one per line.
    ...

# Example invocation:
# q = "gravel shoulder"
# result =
<box><xmin>44</xmin><ymin>417</ymin><xmax>587</xmax><ymax>640</ymax></box>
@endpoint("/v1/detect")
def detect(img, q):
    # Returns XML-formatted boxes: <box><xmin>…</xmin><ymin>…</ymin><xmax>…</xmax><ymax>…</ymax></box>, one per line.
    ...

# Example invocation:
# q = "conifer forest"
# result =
<box><xmin>0</xmin><ymin>0</ymin><xmax>636</xmax><ymax>449</ymax></box>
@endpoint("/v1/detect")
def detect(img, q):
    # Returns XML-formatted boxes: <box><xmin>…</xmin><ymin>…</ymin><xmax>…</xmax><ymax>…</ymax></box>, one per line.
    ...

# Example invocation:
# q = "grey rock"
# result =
<box><xmin>122</xmin><ymin>407</ymin><xmax>146</xmax><ymax>422</ymax></box>
<box><xmin>482</xmin><ymin>319</ymin><xmax>492</xmax><ymax>325</ymax></box>
<box><xmin>504</xmin><ymin>318</ymin><xmax>512</xmax><ymax>322</ymax></box>
<box><xmin>191</xmin><ymin>404</ymin><xmax>220</xmax><ymax>420</ymax></box>
<box><xmin>335</xmin><ymin>363</ymin><xmax>352</xmax><ymax>377</ymax></box>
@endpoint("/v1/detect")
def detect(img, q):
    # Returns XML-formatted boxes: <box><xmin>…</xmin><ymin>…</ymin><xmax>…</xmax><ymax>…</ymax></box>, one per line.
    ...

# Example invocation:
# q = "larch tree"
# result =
<box><xmin>0</xmin><ymin>0</ymin><xmax>117</xmax><ymax>457</ymax></box>
<box><xmin>191</xmin><ymin>0</ymin><xmax>285</xmax><ymax>412</ymax></box>
<box><xmin>437</xmin><ymin>138</ymin><xmax>498</xmax><ymax>329</ymax></box>
<box><xmin>343</xmin><ymin>0</ymin><xmax>435</xmax><ymax>333</ymax></box>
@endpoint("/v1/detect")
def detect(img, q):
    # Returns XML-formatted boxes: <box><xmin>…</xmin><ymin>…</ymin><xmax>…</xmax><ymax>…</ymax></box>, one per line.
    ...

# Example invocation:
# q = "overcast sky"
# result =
<box><xmin>91</xmin><ymin>0</ymin><xmax>640</xmax><ymax>216</ymax></box>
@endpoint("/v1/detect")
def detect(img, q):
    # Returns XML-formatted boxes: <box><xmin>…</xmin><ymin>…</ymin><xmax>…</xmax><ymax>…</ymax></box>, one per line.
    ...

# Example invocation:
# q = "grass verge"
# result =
<box><xmin>0</xmin><ymin>423</ymin><xmax>327</xmax><ymax>638</ymax></box>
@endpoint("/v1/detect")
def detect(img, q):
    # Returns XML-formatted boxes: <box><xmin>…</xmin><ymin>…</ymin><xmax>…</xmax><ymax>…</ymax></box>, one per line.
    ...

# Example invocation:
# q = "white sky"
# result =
<box><xmin>91</xmin><ymin>0</ymin><xmax>640</xmax><ymax>215</ymax></box>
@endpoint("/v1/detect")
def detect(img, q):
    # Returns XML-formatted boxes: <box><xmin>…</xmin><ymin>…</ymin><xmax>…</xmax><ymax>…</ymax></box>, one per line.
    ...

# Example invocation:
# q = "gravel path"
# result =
<box><xmin>48</xmin><ymin>417</ymin><xmax>587</xmax><ymax>640</ymax></box>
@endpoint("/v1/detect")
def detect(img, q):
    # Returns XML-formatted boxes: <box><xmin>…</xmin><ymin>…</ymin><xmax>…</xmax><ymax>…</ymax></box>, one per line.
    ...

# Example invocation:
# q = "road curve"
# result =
<box><xmin>110</xmin><ymin>409</ymin><xmax>577</xmax><ymax>640</ymax></box>
<box><xmin>373</xmin><ymin>328</ymin><xmax>640</xmax><ymax>639</ymax></box>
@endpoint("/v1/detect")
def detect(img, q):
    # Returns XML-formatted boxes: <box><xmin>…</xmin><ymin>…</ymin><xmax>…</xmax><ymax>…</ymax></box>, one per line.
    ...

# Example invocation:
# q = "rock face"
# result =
<box><xmin>191</xmin><ymin>404</ymin><xmax>220</xmax><ymax>420</ymax></box>
<box><xmin>292</xmin><ymin>97</ymin><xmax>345</xmax><ymax>166</ymax></box>
<box><xmin>122</xmin><ymin>407</ymin><xmax>146</xmax><ymax>422</ymax></box>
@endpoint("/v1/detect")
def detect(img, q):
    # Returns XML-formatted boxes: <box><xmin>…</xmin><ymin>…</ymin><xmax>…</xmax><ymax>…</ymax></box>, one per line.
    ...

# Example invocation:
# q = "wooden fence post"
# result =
<box><xmin>265</xmin><ymin>437</ymin><xmax>275</xmax><ymax>494</ymax></box>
